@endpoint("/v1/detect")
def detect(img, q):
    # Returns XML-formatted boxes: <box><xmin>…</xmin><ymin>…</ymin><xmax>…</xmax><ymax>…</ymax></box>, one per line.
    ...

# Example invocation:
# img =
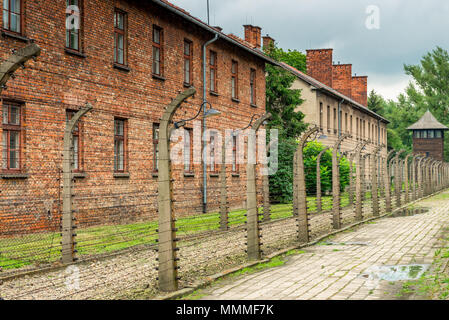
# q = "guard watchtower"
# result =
<box><xmin>407</xmin><ymin>110</ymin><xmax>448</xmax><ymax>160</ymax></box>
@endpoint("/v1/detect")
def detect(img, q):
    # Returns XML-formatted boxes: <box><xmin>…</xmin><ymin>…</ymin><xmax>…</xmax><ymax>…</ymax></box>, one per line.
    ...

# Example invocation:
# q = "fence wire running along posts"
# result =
<box><xmin>1</xmin><ymin>70</ymin><xmax>449</xmax><ymax>302</ymax></box>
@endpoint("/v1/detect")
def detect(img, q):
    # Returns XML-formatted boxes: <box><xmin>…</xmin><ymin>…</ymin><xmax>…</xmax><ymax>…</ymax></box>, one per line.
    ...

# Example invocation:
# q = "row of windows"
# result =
<box><xmin>4</xmin><ymin>1</ymin><xmax>258</xmax><ymax>105</ymax></box>
<box><xmin>113</xmin><ymin>10</ymin><xmax>257</xmax><ymax>104</ymax></box>
<box><xmin>319</xmin><ymin>103</ymin><xmax>386</xmax><ymax>144</ymax></box>
<box><xmin>2</xmin><ymin>103</ymin><xmax>240</xmax><ymax>174</ymax></box>
<box><xmin>2</xmin><ymin>1</ymin><xmax>258</xmax><ymax>106</ymax></box>
<box><xmin>413</xmin><ymin>130</ymin><xmax>444</xmax><ymax>139</ymax></box>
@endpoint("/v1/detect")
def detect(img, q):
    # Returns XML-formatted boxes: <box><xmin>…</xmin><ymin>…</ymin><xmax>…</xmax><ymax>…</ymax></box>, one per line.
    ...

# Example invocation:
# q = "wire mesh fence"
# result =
<box><xmin>1</xmin><ymin>114</ymin><xmax>448</xmax><ymax>300</ymax></box>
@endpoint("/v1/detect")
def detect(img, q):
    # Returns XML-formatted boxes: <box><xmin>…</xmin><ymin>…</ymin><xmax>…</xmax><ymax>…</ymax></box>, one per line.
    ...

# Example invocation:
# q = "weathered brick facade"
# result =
<box><xmin>306</xmin><ymin>49</ymin><xmax>333</xmax><ymax>88</ymax></box>
<box><xmin>0</xmin><ymin>0</ymin><xmax>269</xmax><ymax>234</ymax></box>
<box><xmin>281</xmin><ymin>46</ymin><xmax>389</xmax><ymax>181</ymax></box>
<box><xmin>351</xmin><ymin>76</ymin><xmax>368</xmax><ymax>107</ymax></box>
<box><xmin>306</xmin><ymin>48</ymin><xmax>369</xmax><ymax>107</ymax></box>
<box><xmin>332</xmin><ymin>64</ymin><xmax>352</xmax><ymax>99</ymax></box>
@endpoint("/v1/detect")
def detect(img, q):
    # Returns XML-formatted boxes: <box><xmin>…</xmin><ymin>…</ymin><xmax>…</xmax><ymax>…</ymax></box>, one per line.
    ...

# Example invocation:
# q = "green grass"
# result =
<box><xmin>0</xmin><ymin>192</ymin><xmax>355</xmax><ymax>271</ymax></box>
<box><xmin>423</xmin><ymin>192</ymin><xmax>449</xmax><ymax>201</ymax></box>
<box><xmin>398</xmin><ymin>232</ymin><xmax>449</xmax><ymax>300</ymax></box>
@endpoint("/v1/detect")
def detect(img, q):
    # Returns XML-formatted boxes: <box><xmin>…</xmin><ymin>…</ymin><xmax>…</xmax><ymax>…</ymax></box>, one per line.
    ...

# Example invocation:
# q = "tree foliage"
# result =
<box><xmin>303</xmin><ymin>141</ymin><xmax>350</xmax><ymax>195</ymax></box>
<box><xmin>268</xmin><ymin>138</ymin><xmax>298</xmax><ymax>203</ymax></box>
<box><xmin>367</xmin><ymin>47</ymin><xmax>449</xmax><ymax>160</ymax></box>
<box><xmin>264</xmin><ymin>42</ymin><xmax>308</xmax><ymax>203</ymax></box>
<box><xmin>264</xmin><ymin>43</ymin><xmax>307</xmax><ymax>140</ymax></box>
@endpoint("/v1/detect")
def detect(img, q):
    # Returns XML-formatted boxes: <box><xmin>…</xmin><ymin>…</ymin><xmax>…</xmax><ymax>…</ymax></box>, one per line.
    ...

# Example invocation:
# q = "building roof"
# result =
<box><xmin>407</xmin><ymin>110</ymin><xmax>449</xmax><ymax>130</ymax></box>
<box><xmin>279</xmin><ymin>62</ymin><xmax>390</xmax><ymax>124</ymax></box>
<box><xmin>152</xmin><ymin>0</ymin><xmax>276</xmax><ymax>65</ymax></box>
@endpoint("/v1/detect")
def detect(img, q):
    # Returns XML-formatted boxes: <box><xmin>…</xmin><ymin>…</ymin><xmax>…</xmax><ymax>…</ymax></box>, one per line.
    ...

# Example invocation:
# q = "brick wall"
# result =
<box><xmin>306</xmin><ymin>49</ymin><xmax>369</xmax><ymax>107</ymax></box>
<box><xmin>351</xmin><ymin>76</ymin><xmax>368</xmax><ymax>107</ymax></box>
<box><xmin>332</xmin><ymin>64</ymin><xmax>352</xmax><ymax>98</ymax></box>
<box><xmin>306</xmin><ymin>49</ymin><xmax>333</xmax><ymax>87</ymax></box>
<box><xmin>0</xmin><ymin>0</ymin><xmax>266</xmax><ymax>234</ymax></box>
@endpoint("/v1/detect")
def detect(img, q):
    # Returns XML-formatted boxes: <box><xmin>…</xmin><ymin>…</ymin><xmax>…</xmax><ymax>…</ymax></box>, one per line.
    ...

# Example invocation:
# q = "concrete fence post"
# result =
<box><xmin>219</xmin><ymin>137</ymin><xmax>229</xmax><ymax>230</ymax></box>
<box><xmin>294</xmin><ymin>126</ymin><xmax>320</xmax><ymax>243</ymax></box>
<box><xmin>316</xmin><ymin>147</ymin><xmax>330</xmax><ymax>214</ymax></box>
<box><xmin>384</xmin><ymin>150</ymin><xmax>396</xmax><ymax>212</ymax></box>
<box><xmin>411</xmin><ymin>155</ymin><xmax>418</xmax><ymax>201</ymax></box>
<box><xmin>422</xmin><ymin>159</ymin><xmax>427</xmax><ymax>197</ymax></box>
<box><xmin>434</xmin><ymin>162</ymin><xmax>438</xmax><ymax>192</ymax></box>
<box><xmin>394</xmin><ymin>150</ymin><xmax>406</xmax><ymax>208</ymax></box>
<box><xmin>423</xmin><ymin>158</ymin><xmax>428</xmax><ymax>197</ymax></box>
<box><xmin>61</xmin><ymin>103</ymin><xmax>93</xmax><ymax>264</ymax></box>
<box><xmin>417</xmin><ymin>157</ymin><xmax>425</xmax><ymax>199</ymax></box>
<box><xmin>348</xmin><ymin>153</ymin><xmax>356</xmax><ymax>206</ymax></box>
<box><xmin>422</xmin><ymin>159</ymin><xmax>426</xmax><ymax>197</ymax></box>
<box><xmin>246</xmin><ymin>113</ymin><xmax>271</xmax><ymax>261</ymax></box>
<box><xmin>157</xmin><ymin>88</ymin><xmax>196</xmax><ymax>292</ymax></box>
<box><xmin>262</xmin><ymin>168</ymin><xmax>271</xmax><ymax>222</ymax></box>
<box><xmin>332</xmin><ymin>134</ymin><xmax>350</xmax><ymax>229</ymax></box>
<box><xmin>431</xmin><ymin>160</ymin><xmax>437</xmax><ymax>194</ymax></box>
<box><xmin>371</xmin><ymin>145</ymin><xmax>383</xmax><ymax>216</ymax></box>
<box><xmin>361</xmin><ymin>154</ymin><xmax>367</xmax><ymax>202</ymax></box>
<box><xmin>424</xmin><ymin>158</ymin><xmax>431</xmax><ymax>196</ymax></box>
<box><xmin>0</xmin><ymin>43</ymin><xmax>41</xmax><ymax>91</ymax></box>
<box><xmin>355</xmin><ymin>140</ymin><xmax>369</xmax><ymax>221</ymax></box>
<box><xmin>378</xmin><ymin>155</ymin><xmax>384</xmax><ymax>198</ymax></box>
<box><xmin>404</xmin><ymin>154</ymin><xmax>412</xmax><ymax>203</ymax></box>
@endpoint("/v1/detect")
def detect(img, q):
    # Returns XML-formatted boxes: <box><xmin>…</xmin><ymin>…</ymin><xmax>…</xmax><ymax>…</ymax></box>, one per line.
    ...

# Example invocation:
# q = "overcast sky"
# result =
<box><xmin>170</xmin><ymin>0</ymin><xmax>449</xmax><ymax>101</ymax></box>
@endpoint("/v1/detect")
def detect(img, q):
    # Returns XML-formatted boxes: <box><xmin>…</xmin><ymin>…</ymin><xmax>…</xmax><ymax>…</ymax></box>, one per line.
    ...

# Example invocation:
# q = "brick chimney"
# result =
<box><xmin>351</xmin><ymin>76</ymin><xmax>368</xmax><ymax>106</ymax></box>
<box><xmin>332</xmin><ymin>64</ymin><xmax>352</xmax><ymax>98</ymax></box>
<box><xmin>306</xmin><ymin>49</ymin><xmax>333</xmax><ymax>88</ymax></box>
<box><xmin>244</xmin><ymin>25</ymin><xmax>261</xmax><ymax>49</ymax></box>
<box><xmin>263</xmin><ymin>35</ymin><xmax>275</xmax><ymax>51</ymax></box>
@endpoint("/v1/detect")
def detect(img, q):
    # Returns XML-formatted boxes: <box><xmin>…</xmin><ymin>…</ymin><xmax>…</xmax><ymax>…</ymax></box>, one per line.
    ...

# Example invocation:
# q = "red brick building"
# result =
<box><xmin>0</xmin><ymin>0</ymin><xmax>274</xmax><ymax>234</ymax></box>
<box><xmin>277</xmin><ymin>47</ymin><xmax>389</xmax><ymax>171</ymax></box>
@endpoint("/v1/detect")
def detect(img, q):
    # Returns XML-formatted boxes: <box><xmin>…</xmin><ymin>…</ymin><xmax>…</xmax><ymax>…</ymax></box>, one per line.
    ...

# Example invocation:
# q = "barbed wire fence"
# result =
<box><xmin>1</xmin><ymin>64</ymin><xmax>449</xmax><ymax>299</ymax></box>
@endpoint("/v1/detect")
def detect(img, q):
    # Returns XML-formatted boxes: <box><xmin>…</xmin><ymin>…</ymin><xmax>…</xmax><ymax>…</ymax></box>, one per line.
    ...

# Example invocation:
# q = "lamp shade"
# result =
<box><xmin>204</xmin><ymin>108</ymin><xmax>221</xmax><ymax>118</ymax></box>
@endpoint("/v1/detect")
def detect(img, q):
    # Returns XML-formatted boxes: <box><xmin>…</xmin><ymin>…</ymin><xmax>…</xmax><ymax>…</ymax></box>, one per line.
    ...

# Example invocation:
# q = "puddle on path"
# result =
<box><xmin>322</xmin><ymin>241</ymin><xmax>370</xmax><ymax>246</ymax></box>
<box><xmin>360</xmin><ymin>264</ymin><xmax>429</xmax><ymax>282</ymax></box>
<box><xmin>388</xmin><ymin>207</ymin><xmax>430</xmax><ymax>218</ymax></box>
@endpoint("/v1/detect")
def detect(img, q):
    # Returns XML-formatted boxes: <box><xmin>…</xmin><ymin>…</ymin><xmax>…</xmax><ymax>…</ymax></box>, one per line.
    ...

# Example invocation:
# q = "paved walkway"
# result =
<box><xmin>199</xmin><ymin>191</ymin><xmax>449</xmax><ymax>300</ymax></box>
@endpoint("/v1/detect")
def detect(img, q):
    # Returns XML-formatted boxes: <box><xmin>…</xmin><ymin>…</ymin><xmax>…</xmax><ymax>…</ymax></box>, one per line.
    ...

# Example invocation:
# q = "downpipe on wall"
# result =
<box><xmin>202</xmin><ymin>33</ymin><xmax>219</xmax><ymax>213</ymax></box>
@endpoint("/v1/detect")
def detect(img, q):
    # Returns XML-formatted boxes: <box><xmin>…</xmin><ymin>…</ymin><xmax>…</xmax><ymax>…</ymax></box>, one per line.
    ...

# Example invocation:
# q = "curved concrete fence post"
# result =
<box><xmin>417</xmin><ymin>157</ymin><xmax>425</xmax><ymax>199</ymax></box>
<box><xmin>404</xmin><ymin>153</ymin><xmax>413</xmax><ymax>204</ymax></box>
<box><xmin>379</xmin><ymin>154</ymin><xmax>385</xmax><ymax>198</ymax></box>
<box><xmin>262</xmin><ymin>169</ymin><xmax>271</xmax><ymax>223</ymax></box>
<box><xmin>0</xmin><ymin>43</ymin><xmax>41</xmax><ymax>92</ymax></box>
<box><xmin>246</xmin><ymin>113</ymin><xmax>271</xmax><ymax>261</ymax></box>
<box><xmin>424</xmin><ymin>158</ymin><xmax>431</xmax><ymax>196</ymax></box>
<box><xmin>316</xmin><ymin>147</ymin><xmax>330</xmax><ymax>214</ymax></box>
<box><xmin>219</xmin><ymin>136</ymin><xmax>229</xmax><ymax>230</ymax></box>
<box><xmin>411</xmin><ymin>155</ymin><xmax>421</xmax><ymax>201</ymax></box>
<box><xmin>294</xmin><ymin>126</ymin><xmax>320</xmax><ymax>243</ymax></box>
<box><xmin>394</xmin><ymin>150</ymin><xmax>406</xmax><ymax>208</ymax></box>
<box><xmin>348</xmin><ymin>152</ymin><xmax>356</xmax><ymax>206</ymax></box>
<box><xmin>361</xmin><ymin>154</ymin><xmax>366</xmax><ymax>202</ymax></box>
<box><xmin>371</xmin><ymin>145</ymin><xmax>383</xmax><ymax>216</ymax></box>
<box><xmin>157</xmin><ymin>88</ymin><xmax>196</xmax><ymax>292</ymax></box>
<box><xmin>332</xmin><ymin>133</ymin><xmax>350</xmax><ymax>229</ymax></box>
<box><xmin>62</xmin><ymin>103</ymin><xmax>93</xmax><ymax>264</ymax></box>
<box><xmin>355</xmin><ymin>140</ymin><xmax>369</xmax><ymax>221</ymax></box>
<box><xmin>384</xmin><ymin>150</ymin><xmax>396</xmax><ymax>213</ymax></box>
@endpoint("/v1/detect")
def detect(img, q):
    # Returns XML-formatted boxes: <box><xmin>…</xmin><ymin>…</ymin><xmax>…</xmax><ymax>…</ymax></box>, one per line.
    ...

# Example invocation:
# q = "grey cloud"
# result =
<box><xmin>171</xmin><ymin>0</ymin><xmax>449</xmax><ymax>100</ymax></box>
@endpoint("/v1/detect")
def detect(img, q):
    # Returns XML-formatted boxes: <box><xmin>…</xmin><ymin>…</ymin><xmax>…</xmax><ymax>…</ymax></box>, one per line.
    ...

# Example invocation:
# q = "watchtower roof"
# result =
<box><xmin>407</xmin><ymin>110</ymin><xmax>449</xmax><ymax>130</ymax></box>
